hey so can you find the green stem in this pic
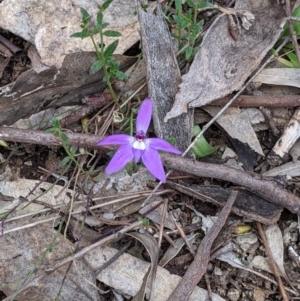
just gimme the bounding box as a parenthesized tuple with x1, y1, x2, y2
(178, 26, 182, 49)
(91, 33, 118, 106)
(193, 6, 198, 26)
(61, 142, 87, 175)
(130, 109, 134, 136)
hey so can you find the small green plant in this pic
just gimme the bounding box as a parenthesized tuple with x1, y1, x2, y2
(138, 217, 150, 226)
(169, 0, 213, 60)
(273, 5, 300, 68)
(192, 125, 218, 158)
(71, 0, 127, 105)
(46, 118, 85, 174)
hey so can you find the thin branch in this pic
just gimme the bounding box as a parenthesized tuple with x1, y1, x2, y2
(210, 94, 300, 107)
(0, 34, 22, 54)
(161, 153, 300, 214)
(171, 212, 196, 257)
(256, 223, 289, 301)
(45, 220, 143, 273)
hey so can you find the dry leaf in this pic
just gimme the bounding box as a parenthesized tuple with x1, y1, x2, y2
(139, 199, 176, 230)
(264, 224, 291, 284)
(204, 106, 264, 156)
(0, 179, 79, 218)
(263, 160, 300, 177)
(159, 234, 198, 267)
(253, 68, 300, 88)
(126, 232, 159, 301)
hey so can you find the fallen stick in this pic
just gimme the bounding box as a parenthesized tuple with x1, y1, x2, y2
(0, 127, 101, 148)
(0, 34, 22, 54)
(1, 127, 300, 214)
(166, 191, 238, 301)
(211, 94, 300, 108)
(161, 153, 300, 214)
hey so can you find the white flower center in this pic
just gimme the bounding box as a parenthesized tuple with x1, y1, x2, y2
(133, 140, 146, 150)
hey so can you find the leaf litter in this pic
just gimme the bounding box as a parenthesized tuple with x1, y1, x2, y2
(1, 0, 300, 300)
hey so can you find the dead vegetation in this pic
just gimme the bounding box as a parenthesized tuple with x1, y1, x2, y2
(1, 0, 300, 301)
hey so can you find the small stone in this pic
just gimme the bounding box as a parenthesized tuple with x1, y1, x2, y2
(227, 288, 240, 301)
(213, 266, 222, 276)
(222, 147, 237, 160)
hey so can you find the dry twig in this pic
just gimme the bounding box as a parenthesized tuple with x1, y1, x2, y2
(210, 94, 300, 107)
(1, 127, 300, 214)
(162, 153, 300, 214)
(256, 222, 290, 301)
(171, 212, 196, 257)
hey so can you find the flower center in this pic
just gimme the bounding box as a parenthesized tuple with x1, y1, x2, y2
(133, 130, 146, 150)
(135, 130, 145, 142)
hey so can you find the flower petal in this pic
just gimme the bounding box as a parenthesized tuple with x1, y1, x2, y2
(97, 134, 132, 146)
(147, 138, 182, 154)
(133, 148, 144, 163)
(142, 148, 166, 183)
(136, 98, 153, 133)
(105, 144, 134, 174)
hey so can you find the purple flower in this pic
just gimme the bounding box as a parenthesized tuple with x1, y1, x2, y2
(97, 98, 182, 182)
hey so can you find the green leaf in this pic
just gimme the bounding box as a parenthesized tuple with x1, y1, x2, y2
(138, 217, 149, 226)
(192, 125, 217, 158)
(114, 70, 128, 80)
(285, 52, 300, 67)
(50, 118, 60, 129)
(282, 5, 300, 36)
(283, 43, 295, 50)
(80, 7, 91, 25)
(173, 15, 189, 28)
(185, 45, 193, 60)
(96, 12, 103, 26)
(198, 2, 214, 9)
(104, 40, 119, 58)
(103, 30, 122, 37)
(166, 137, 176, 145)
(90, 60, 104, 73)
(103, 73, 111, 82)
(70, 31, 90, 39)
(186, 0, 196, 9)
(125, 161, 135, 176)
(60, 156, 71, 166)
(60, 133, 70, 144)
(70, 146, 78, 155)
(102, 0, 113, 10)
(277, 56, 296, 68)
(0, 140, 8, 147)
(101, 22, 109, 29)
(175, 0, 182, 15)
(141, 4, 150, 10)
(45, 128, 57, 135)
(107, 151, 115, 158)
